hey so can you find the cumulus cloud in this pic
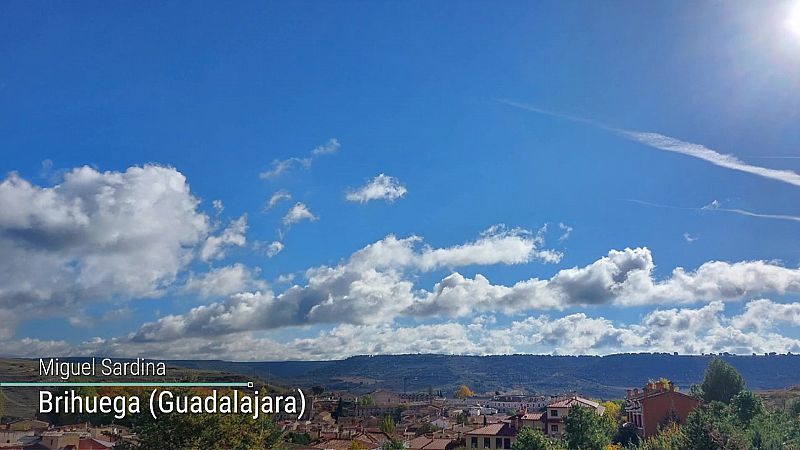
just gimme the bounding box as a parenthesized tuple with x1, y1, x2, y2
(264, 190, 292, 211)
(130, 226, 558, 341)
(200, 215, 248, 261)
(130, 234, 800, 343)
(410, 247, 800, 316)
(266, 241, 284, 258)
(346, 174, 407, 203)
(183, 264, 267, 298)
(282, 203, 318, 226)
(0, 165, 209, 328)
(15, 298, 800, 360)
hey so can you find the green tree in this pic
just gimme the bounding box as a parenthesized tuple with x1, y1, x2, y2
(381, 439, 406, 450)
(358, 395, 375, 406)
(750, 411, 800, 450)
(333, 398, 345, 420)
(683, 402, 747, 450)
(512, 426, 565, 450)
(635, 423, 686, 450)
(699, 358, 746, 404)
(381, 415, 396, 434)
(730, 390, 762, 425)
(564, 405, 613, 450)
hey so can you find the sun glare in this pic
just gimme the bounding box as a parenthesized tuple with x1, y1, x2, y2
(787, 1, 800, 39)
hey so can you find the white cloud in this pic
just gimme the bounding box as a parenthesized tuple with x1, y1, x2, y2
(129, 235, 800, 343)
(346, 174, 407, 203)
(410, 247, 800, 316)
(183, 264, 267, 298)
(212, 200, 224, 215)
(259, 157, 311, 180)
(311, 138, 341, 156)
(259, 138, 340, 180)
(282, 203, 318, 226)
(266, 241, 284, 258)
(0, 165, 209, 329)
(264, 190, 292, 211)
(200, 215, 248, 261)
(130, 226, 559, 341)
(558, 223, 573, 242)
(731, 299, 800, 331)
(20, 298, 800, 360)
(683, 233, 698, 242)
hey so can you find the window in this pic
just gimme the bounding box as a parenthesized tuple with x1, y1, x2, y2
(504, 438, 511, 449)
(496, 438, 502, 449)
(550, 409, 558, 417)
(471, 437, 478, 448)
(484, 438, 490, 448)
(550, 424, 558, 433)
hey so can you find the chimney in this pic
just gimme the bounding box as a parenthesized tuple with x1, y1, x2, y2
(669, 382, 675, 391)
(626, 389, 632, 398)
(633, 388, 639, 396)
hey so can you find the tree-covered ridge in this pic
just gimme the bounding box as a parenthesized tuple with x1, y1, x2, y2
(179, 354, 800, 398)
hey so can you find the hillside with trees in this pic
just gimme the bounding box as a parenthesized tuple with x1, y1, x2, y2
(177, 354, 800, 398)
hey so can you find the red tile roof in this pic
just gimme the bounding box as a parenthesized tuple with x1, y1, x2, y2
(466, 423, 517, 437)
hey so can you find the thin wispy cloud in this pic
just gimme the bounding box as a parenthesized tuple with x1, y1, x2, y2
(498, 99, 800, 188)
(558, 223, 573, 242)
(311, 138, 341, 156)
(265, 189, 292, 211)
(260, 138, 340, 180)
(683, 233, 698, 243)
(626, 198, 800, 223)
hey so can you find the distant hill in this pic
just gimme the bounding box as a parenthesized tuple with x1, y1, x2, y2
(171, 353, 800, 400)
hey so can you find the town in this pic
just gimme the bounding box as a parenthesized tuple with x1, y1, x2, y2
(1, 358, 795, 449)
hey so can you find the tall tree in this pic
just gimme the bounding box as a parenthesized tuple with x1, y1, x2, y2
(381, 415, 396, 434)
(563, 405, 613, 450)
(699, 358, 746, 404)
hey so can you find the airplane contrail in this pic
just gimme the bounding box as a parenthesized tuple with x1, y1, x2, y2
(625, 199, 800, 223)
(498, 99, 800, 188)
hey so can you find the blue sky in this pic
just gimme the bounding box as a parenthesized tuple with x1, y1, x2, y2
(2, 1, 800, 360)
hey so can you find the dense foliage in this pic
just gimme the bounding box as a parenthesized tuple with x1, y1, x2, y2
(512, 426, 566, 450)
(631, 360, 800, 450)
(698, 358, 747, 404)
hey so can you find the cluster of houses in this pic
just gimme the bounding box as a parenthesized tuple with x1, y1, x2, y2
(0, 420, 129, 449)
(0, 381, 700, 449)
